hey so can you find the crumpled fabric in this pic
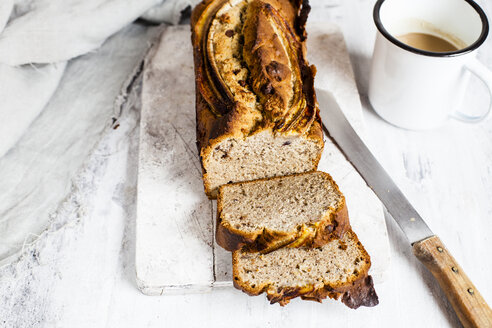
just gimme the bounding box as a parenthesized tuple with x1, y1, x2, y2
(0, 0, 198, 158)
(0, 23, 161, 262)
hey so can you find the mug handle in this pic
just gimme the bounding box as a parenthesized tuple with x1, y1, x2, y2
(451, 58, 492, 123)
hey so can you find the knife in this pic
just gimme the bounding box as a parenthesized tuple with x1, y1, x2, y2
(316, 89, 492, 328)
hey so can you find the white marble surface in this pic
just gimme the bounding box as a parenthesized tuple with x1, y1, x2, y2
(1, 0, 492, 327)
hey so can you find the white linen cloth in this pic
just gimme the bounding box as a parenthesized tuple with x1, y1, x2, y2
(0, 24, 161, 262)
(0, 0, 197, 158)
(0, 0, 197, 261)
(0, 63, 66, 159)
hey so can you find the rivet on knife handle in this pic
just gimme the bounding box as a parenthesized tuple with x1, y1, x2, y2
(413, 235, 492, 328)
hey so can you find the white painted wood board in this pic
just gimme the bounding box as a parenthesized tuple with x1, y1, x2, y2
(136, 23, 390, 295)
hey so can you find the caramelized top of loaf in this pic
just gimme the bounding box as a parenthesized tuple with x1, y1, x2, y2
(191, 0, 318, 145)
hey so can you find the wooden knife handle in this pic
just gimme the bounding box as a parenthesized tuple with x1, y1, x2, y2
(413, 235, 492, 328)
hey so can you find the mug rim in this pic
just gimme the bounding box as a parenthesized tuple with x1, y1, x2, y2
(373, 0, 489, 57)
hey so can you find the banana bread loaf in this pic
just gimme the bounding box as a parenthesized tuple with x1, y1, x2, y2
(233, 229, 379, 308)
(191, 0, 324, 198)
(216, 171, 350, 252)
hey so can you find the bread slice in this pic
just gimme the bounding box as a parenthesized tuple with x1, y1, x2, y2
(232, 229, 379, 308)
(191, 0, 324, 198)
(216, 171, 350, 252)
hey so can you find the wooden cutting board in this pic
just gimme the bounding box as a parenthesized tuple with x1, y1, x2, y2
(136, 23, 390, 295)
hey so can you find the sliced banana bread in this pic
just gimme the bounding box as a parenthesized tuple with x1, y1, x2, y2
(232, 229, 379, 308)
(216, 171, 350, 252)
(191, 0, 324, 198)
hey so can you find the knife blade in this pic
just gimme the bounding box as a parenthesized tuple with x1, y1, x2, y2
(316, 88, 492, 328)
(316, 89, 432, 244)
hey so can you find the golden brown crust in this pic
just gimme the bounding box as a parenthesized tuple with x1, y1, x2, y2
(216, 171, 350, 252)
(232, 230, 379, 308)
(191, 0, 324, 198)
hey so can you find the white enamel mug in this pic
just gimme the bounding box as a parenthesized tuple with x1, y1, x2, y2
(368, 0, 492, 130)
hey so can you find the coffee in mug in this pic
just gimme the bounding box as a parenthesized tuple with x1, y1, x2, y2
(369, 0, 492, 130)
(397, 33, 459, 52)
